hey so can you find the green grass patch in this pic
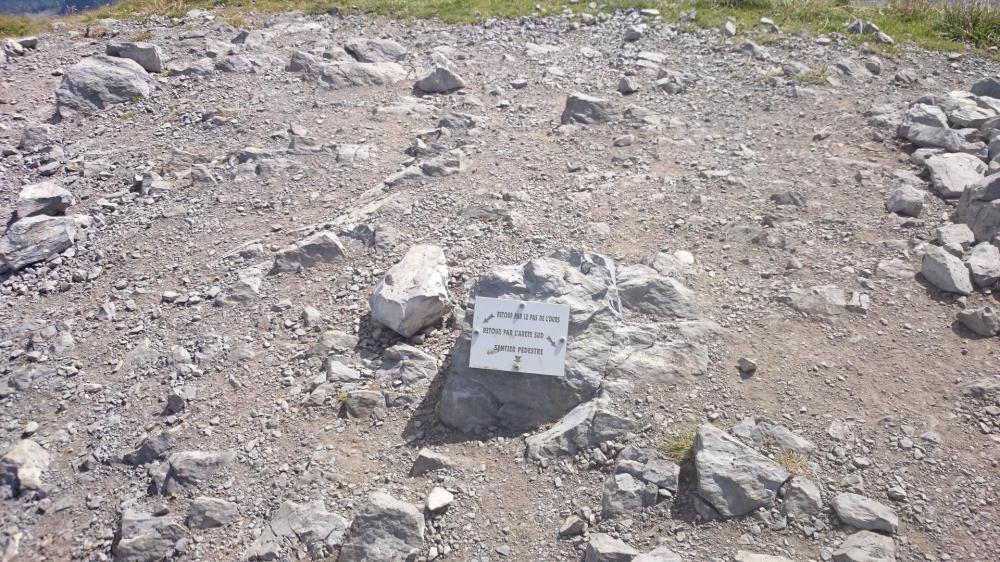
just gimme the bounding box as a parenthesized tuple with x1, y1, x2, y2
(1, 0, 997, 57)
(659, 430, 696, 465)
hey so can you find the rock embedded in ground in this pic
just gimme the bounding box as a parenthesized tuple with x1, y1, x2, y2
(782, 476, 823, 519)
(271, 231, 346, 273)
(410, 448, 452, 476)
(925, 153, 988, 199)
(735, 553, 798, 562)
(525, 399, 636, 459)
(601, 472, 657, 517)
(369, 244, 451, 337)
(967, 242, 1000, 288)
(832, 530, 897, 562)
(633, 546, 684, 562)
(113, 510, 187, 562)
(414, 59, 465, 93)
(561, 92, 619, 124)
(153, 450, 237, 495)
(957, 172, 1000, 243)
(693, 423, 789, 519)
(440, 250, 715, 433)
(782, 285, 869, 315)
(55, 55, 155, 116)
(831, 492, 899, 534)
(344, 37, 406, 63)
(957, 306, 1000, 336)
(186, 497, 238, 529)
(268, 500, 349, 559)
(426, 486, 453, 513)
(338, 491, 424, 562)
(921, 246, 974, 295)
(0, 439, 50, 496)
(584, 533, 639, 562)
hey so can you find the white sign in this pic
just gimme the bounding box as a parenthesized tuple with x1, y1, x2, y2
(469, 297, 570, 377)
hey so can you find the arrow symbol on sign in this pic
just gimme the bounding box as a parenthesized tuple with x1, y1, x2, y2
(482, 313, 495, 324)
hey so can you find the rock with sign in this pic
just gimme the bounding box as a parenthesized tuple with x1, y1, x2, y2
(439, 249, 717, 433)
(469, 297, 570, 377)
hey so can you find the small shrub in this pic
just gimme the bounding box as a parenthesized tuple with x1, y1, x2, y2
(132, 30, 153, 41)
(775, 450, 812, 477)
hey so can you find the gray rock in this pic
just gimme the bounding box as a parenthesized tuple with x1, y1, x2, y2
(426, 486, 453, 513)
(832, 530, 897, 562)
(617, 264, 699, 319)
(618, 77, 639, 95)
(602, 472, 657, 517)
(155, 450, 236, 495)
(186, 497, 237, 529)
(735, 553, 797, 562)
(957, 172, 1000, 243)
(693, 423, 789, 518)
(782, 477, 823, 519)
(921, 246, 974, 295)
(106, 42, 165, 73)
(783, 286, 869, 315)
(584, 533, 639, 562)
(339, 492, 424, 562)
(344, 38, 407, 63)
(229, 262, 268, 302)
(741, 419, 815, 455)
(312, 329, 359, 356)
(898, 104, 986, 156)
(925, 153, 988, 199)
(561, 92, 619, 125)
(376, 344, 438, 385)
(18, 124, 53, 152)
(967, 242, 1000, 288)
(526, 399, 636, 459)
(55, 55, 154, 116)
(166, 57, 215, 77)
(323, 357, 361, 383)
(957, 306, 1000, 336)
(936, 223, 975, 248)
(0, 215, 81, 273)
(633, 546, 683, 562)
(410, 448, 452, 476)
(269, 500, 348, 559)
(831, 492, 899, 534)
(439, 111, 480, 129)
(113, 510, 187, 562)
(559, 515, 586, 537)
(271, 231, 346, 273)
(16, 181, 74, 219)
(439, 250, 714, 433)
(369, 244, 451, 337)
(125, 431, 175, 465)
(342, 390, 386, 418)
(415, 64, 465, 93)
(971, 76, 1000, 100)
(885, 185, 924, 217)
(0, 439, 50, 496)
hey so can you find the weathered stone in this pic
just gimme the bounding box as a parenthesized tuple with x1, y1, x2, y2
(106, 42, 165, 73)
(740, 419, 815, 455)
(113, 510, 187, 562)
(602, 472, 657, 517)
(55, 55, 154, 116)
(0, 215, 80, 273)
(957, 306, 1000, 336)
(783, 286, 869, 315)
(957, 172, 1000, 243)
(633, 547, 683, 562)
(921, 246, 974, 295)
(440, 250, 714, 433)
(0, 439, 50, 496)
(693, 423, 789, 518)
(832, 530, 896, 562)
(155, 450, 237, 495)
(526, 399, 636, 459)
(925, 153, 988, 199)
(736, 553, 797, 562)
(269, 500, 348, 559)
(344, 38, 406, 63)
(369, 244, 451, 337)
(782, 477, 823, 519)
(967, 242, 1000, 288)
(271, 231, 346, 273)
(16, 181, 74, 219)
(426, 487, 453, 513)
(898, 104, 986, 156)
(186, 497, 238, 529)
(415, 64, 465, 93)
(885, 185, 924, 217)
(339, 492, 424, 562)
(584, 533, 639, 562)
(410, 448, 452, 476)
(376, 344, 438, 384)
(342, 390, 386, 419)
(936, 223, 975, 248)
(831, 493, 899, 534)
(562, 92, 619, 125)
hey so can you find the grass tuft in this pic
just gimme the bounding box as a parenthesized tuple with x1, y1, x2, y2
(775, 450, 812, 477)
(659, 430, 696, 465)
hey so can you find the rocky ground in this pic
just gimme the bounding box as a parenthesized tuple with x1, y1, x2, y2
(1, 5, 999, 562)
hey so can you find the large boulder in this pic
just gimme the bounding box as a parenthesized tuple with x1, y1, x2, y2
(0, 215, 81, 273)
(16, 180, 74, 219)
(693, 423, 789, 518)
(55, 55, 155, 116)
(831, 493, 899, 534)
(339, 491, 424, 562)
(439, 250, 714, 433)
(957, 172, 1000, 243)
(369, 244, 451, 337)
